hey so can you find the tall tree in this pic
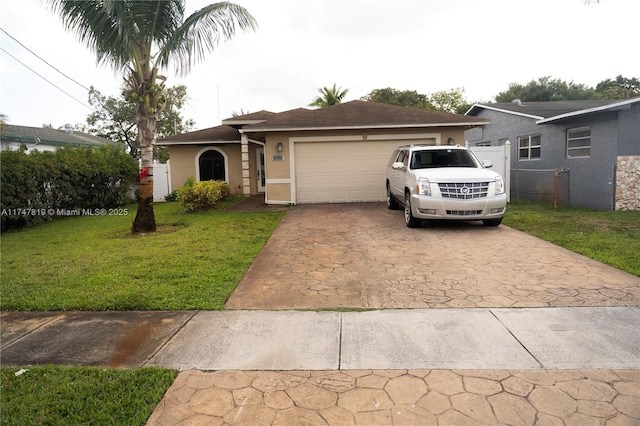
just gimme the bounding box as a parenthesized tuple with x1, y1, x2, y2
(428, 88, 472, 114)
(595, 75, 640, 99)
(361, 87, 430, 109)
(309, 84, 349, 108)
(47, 0, 257, 233)
(361, 87, 471, 114)
(86, 85, 195, 162)
(495, 76, 599, 102)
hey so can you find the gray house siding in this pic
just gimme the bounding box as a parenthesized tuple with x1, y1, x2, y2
(618, 102, 640, 156)
(465, 109, 622, 210)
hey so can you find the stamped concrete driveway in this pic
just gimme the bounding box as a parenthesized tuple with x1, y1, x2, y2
(225, 203, 640, 310)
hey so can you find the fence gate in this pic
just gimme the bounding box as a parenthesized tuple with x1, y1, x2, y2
(153, 161, 172, 202)
(469, 142, 511, 202)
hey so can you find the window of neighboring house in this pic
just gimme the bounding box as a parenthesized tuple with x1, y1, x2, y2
(517, 135, 541, 160)
(476, 141, 491, 146)
(567, 126, 591, 158)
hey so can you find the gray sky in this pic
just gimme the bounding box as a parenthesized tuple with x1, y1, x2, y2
(1, 0, 638, 130)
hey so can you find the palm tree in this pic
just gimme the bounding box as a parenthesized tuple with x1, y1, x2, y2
(47, 0, 257, 233)
(309, 84, 349, 108)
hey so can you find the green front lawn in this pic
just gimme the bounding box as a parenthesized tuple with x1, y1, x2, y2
(0, 200, 285, 311)
(503, 198, 640, 276)
(0, 366, 177, 425)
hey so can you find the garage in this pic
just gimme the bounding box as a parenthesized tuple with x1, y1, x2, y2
(294, 138, 435, 203)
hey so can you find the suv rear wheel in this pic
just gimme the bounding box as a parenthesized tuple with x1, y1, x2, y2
(404, 192, 421, 228)
(386, 183, 399, 210)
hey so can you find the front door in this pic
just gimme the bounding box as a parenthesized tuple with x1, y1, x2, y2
(256, 148, 266, 192)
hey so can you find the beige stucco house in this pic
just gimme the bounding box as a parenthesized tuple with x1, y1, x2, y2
(159, 100, 489, 205)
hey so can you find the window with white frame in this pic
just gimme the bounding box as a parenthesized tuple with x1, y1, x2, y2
(476, 141, 491, 146)
(518, 135, 541, 160)
(567, 126, 591, 158)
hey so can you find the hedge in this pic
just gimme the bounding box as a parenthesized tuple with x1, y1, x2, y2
(1, 145, 138, 230)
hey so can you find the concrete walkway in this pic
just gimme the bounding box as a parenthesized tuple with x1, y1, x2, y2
(2, 307, 639, 424)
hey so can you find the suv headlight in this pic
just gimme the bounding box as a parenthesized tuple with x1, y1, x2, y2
(417, 177, 431, 196)
(495, 176, 505, 195)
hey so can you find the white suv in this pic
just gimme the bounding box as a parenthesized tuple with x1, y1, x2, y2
(386, 145, 507, 227)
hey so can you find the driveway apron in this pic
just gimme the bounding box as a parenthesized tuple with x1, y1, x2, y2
(225, 203, 640, 310)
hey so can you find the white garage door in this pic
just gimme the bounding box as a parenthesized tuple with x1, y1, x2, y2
(295, 139, 431, 203)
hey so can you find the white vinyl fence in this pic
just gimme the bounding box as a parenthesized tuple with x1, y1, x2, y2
(469, 142, 511, 202)
(153, 161, 172, 202)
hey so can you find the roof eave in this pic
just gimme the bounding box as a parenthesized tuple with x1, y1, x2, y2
(220, 119, 268, 126)
(466, 104, 544, 120)
(158, 139, 241, 146)
(536, 97, 640, 124)
(240, 122, 489, 133)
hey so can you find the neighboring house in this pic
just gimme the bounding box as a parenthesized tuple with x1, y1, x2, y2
(1, 124, 115, 152)
(159, 100, 489, 205)
(465, 98, 640, 211)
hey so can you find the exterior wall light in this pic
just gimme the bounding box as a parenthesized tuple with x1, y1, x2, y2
(277, 142, 283, 152)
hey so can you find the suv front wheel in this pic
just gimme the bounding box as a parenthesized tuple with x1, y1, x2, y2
(404, 192, 421, 228)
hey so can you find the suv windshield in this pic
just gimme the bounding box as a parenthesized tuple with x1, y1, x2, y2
(411, 149, 478, 169)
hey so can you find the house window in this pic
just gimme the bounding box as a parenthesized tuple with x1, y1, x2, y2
(199, 150, 225, 181)
(476, 141, 491, 147)
(518, 135, 541, 160)
(567, 126, 591, 158)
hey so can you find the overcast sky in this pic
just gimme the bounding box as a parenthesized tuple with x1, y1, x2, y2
(1, 0, 638, 130)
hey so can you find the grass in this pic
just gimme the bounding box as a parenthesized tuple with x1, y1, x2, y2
(0, 198, 285, 311)
(503, 198, 640, 276)
(0, 366, 177, 425)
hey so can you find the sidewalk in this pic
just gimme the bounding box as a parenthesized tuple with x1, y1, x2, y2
(2, 307, 639, 424)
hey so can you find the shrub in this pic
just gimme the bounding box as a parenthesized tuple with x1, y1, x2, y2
(176, 178, 230, 212)
(0, 145, 138, 231)
(164, 190, 178, 202)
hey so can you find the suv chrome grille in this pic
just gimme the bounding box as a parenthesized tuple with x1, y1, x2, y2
(439, 182, 489, 199)
(447, 210, 483, 216)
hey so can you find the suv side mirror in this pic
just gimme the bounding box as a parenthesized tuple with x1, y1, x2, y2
(392, 161, 406, 170)
(482, 160, 493, 168)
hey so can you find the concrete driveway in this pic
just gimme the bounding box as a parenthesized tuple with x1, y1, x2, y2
(225, 203, 640, 310)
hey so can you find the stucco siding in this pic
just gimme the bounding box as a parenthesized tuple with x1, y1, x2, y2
(167, 144, 249, 194)
(617, 102, 640, 156)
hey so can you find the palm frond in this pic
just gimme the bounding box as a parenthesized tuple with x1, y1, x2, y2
(158, 2, 257, 76)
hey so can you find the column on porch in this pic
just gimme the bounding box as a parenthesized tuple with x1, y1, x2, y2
(241, 134, 251, 195)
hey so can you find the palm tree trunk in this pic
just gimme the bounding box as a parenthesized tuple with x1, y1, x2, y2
(132, 112, 157, 233)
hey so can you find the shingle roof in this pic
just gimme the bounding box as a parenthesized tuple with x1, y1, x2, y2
(158, 101, 489, 144)
(466, 98, 639, 121)
(158, 125, 240, 144)
(1, 124, 115, 147)
(243, 100, 488, 131)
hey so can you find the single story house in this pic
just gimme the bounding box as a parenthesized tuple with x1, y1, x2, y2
(159, 100, 489, 205)
(464, 97, 640, 211)
(1, 124, 115, 152)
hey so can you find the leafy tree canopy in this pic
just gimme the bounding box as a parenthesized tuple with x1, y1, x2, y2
(361, 87, 471, 114)
(495, 75, 639, 102)
(86, 85, 195, 162)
